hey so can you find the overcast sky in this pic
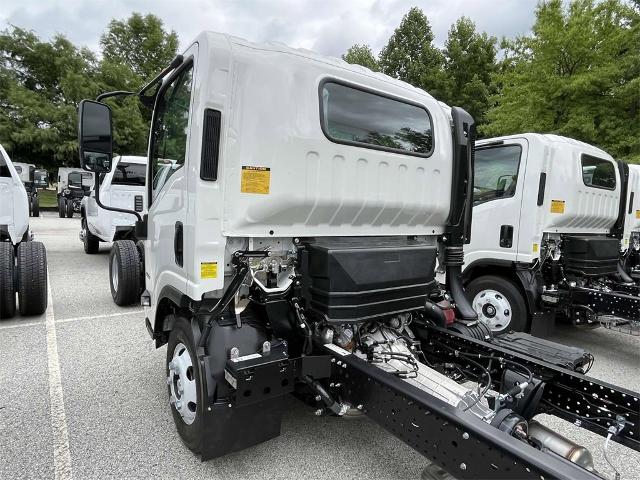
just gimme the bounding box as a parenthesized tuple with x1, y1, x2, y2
(1, 0, 539, 57)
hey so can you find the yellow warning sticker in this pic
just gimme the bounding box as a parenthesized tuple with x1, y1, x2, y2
(200, 262, 218, 279)
(636, 210, 640, 219)
(240, 166, 270, 194)
(533, 243, 539, 253)
(550, 199, 565, 214)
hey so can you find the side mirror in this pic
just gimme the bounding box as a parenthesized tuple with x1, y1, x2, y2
(78, 100, 113, 174)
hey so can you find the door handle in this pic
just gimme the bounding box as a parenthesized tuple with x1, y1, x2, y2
(174, 221, 183, 267)
(499, 225, 514, 248)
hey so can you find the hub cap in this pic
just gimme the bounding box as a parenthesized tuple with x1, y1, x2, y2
(472, 289, 512, 332)
(168, 343, 197, 425)
(111, 255, 119, 292)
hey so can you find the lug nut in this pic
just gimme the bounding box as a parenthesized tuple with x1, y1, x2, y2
(315, 409, 323, 416)
(315, 395, 322, 402)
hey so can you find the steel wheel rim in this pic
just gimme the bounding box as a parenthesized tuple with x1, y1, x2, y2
(472, 289, 512, 332)
(168, 342, 198, 425)
(111, 255, 119, 292)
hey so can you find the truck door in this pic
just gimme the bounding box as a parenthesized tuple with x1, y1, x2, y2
(146, 54, 196, 301)
(468, 139, 528, 266)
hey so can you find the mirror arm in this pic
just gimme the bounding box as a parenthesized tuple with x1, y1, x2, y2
(95, 91, 137, 102)
(92, 178, 142, 222)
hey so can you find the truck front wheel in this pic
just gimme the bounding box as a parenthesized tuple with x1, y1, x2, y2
(66, 199, 74, 218)
(17, 241, 48, 316)
(0, 242, 16, 319)
(109, 240, 140, 306)
(31, 196, 40, 217)
(58, 198, 66, 218)
(466, 275, 528, 333)
(167, 316, 203, 453)
(81, 217, 99, 254)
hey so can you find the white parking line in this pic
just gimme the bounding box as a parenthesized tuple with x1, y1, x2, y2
(0, 320, 45, 330)
(56, 310, 144, 324)
(45, 271, 73, 480)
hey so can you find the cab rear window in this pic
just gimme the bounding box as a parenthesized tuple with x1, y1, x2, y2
(581, 155, 616, 190)
(320, 81, 433, 156)
(112, 162, 146, 186)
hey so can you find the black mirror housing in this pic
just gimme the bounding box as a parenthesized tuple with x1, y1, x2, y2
(78, 100, 113, 174)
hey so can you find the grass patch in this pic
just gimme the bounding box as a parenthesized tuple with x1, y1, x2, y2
(38, 188, 58, 208)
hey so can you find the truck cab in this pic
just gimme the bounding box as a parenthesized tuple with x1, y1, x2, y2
(463, 134, 638, 334)
(80, 155, 146, 254)
(622, 163, 640, 281)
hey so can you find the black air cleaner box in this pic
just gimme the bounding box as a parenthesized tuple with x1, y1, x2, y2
(562, 235, 619, 277)
(299, 237, 436, 324)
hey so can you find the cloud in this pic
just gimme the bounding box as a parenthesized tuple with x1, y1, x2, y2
(0, 0, 539, 58)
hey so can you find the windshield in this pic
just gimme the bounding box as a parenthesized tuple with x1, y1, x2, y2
(112, 162, 146, 186)
(68, 172, 93, 188)
(473, 145, 522, 204)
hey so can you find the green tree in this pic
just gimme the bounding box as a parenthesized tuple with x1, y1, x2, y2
(0, 27, 101, 168)
(100, 13, 179, 81)
(378, 7, 446, 97)
(442, 17, 497, 128)
(342, 44, 379, 71)
(485, 0, 640, 162)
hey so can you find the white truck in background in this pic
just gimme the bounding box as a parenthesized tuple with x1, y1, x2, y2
(461, 134, 638, 335)
(13, 162, 41, 217)
(80, 155, 146, 253)
(0, 144, 48, 319)
(622, 163, 640, 282)
(57, 168, 94, 218)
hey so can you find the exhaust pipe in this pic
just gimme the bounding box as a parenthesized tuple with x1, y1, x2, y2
(528, 421, 595, 472)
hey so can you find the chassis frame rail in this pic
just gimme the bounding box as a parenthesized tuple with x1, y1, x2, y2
(569, 286, 640, 321)
(419, 325, 640, 452)
(329, 346, 600, 480)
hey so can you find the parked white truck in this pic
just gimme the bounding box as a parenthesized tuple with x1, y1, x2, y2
(622, 163, 640, 282)
(76, 33, 639, 478)
(462, 134, 638, 335)
(13, 162, 41, 217)
(0, 144, 48, 319)
(79, 155, 146, 254)
(57, 167, 93, 218)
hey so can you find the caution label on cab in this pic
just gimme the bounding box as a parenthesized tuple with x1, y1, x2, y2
(240, 166, 270, 194)
(200, 262, 218, 279)
(636, 210, 640, 219)
(550, 199, 565, 214)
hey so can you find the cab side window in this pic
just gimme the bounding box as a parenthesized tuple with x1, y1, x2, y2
(581, 155, 616, 190)
(150, 64, 194, 202)
(473, 145, 522, 205)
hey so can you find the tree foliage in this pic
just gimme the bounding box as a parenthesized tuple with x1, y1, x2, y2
(485, 0, 640, 162)
(342, 44, 379, 71)
(0, 13, 177, 169)
(378, 7, 446, 98)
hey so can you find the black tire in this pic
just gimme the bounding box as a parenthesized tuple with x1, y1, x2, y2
(58, 198, 66, 218)
(465, 275, 528, 333)
(0, 242, 16, 319)
(17, 241, 48, 316)
(109, 240, 140, 306)
(66, 199, 74, 218)
(31, 196, 40, 217)
(82, 217, 99, 254)
(167, 316, 203, 453)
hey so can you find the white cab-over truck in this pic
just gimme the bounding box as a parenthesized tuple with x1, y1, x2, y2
(13, 162, 41, 217)
(0, 144, 48, 319)
(462, 134, 638, 335)
(79, 155, 146, 253)
(76, 32, 639, 478)
(622, 163, 640, 282)
(57, 168, 93, 218)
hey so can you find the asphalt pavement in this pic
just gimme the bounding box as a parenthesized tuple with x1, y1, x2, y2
(0, 212, 638, 479)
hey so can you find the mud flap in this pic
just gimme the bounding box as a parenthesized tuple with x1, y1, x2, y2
(199, 398, 284, 460)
